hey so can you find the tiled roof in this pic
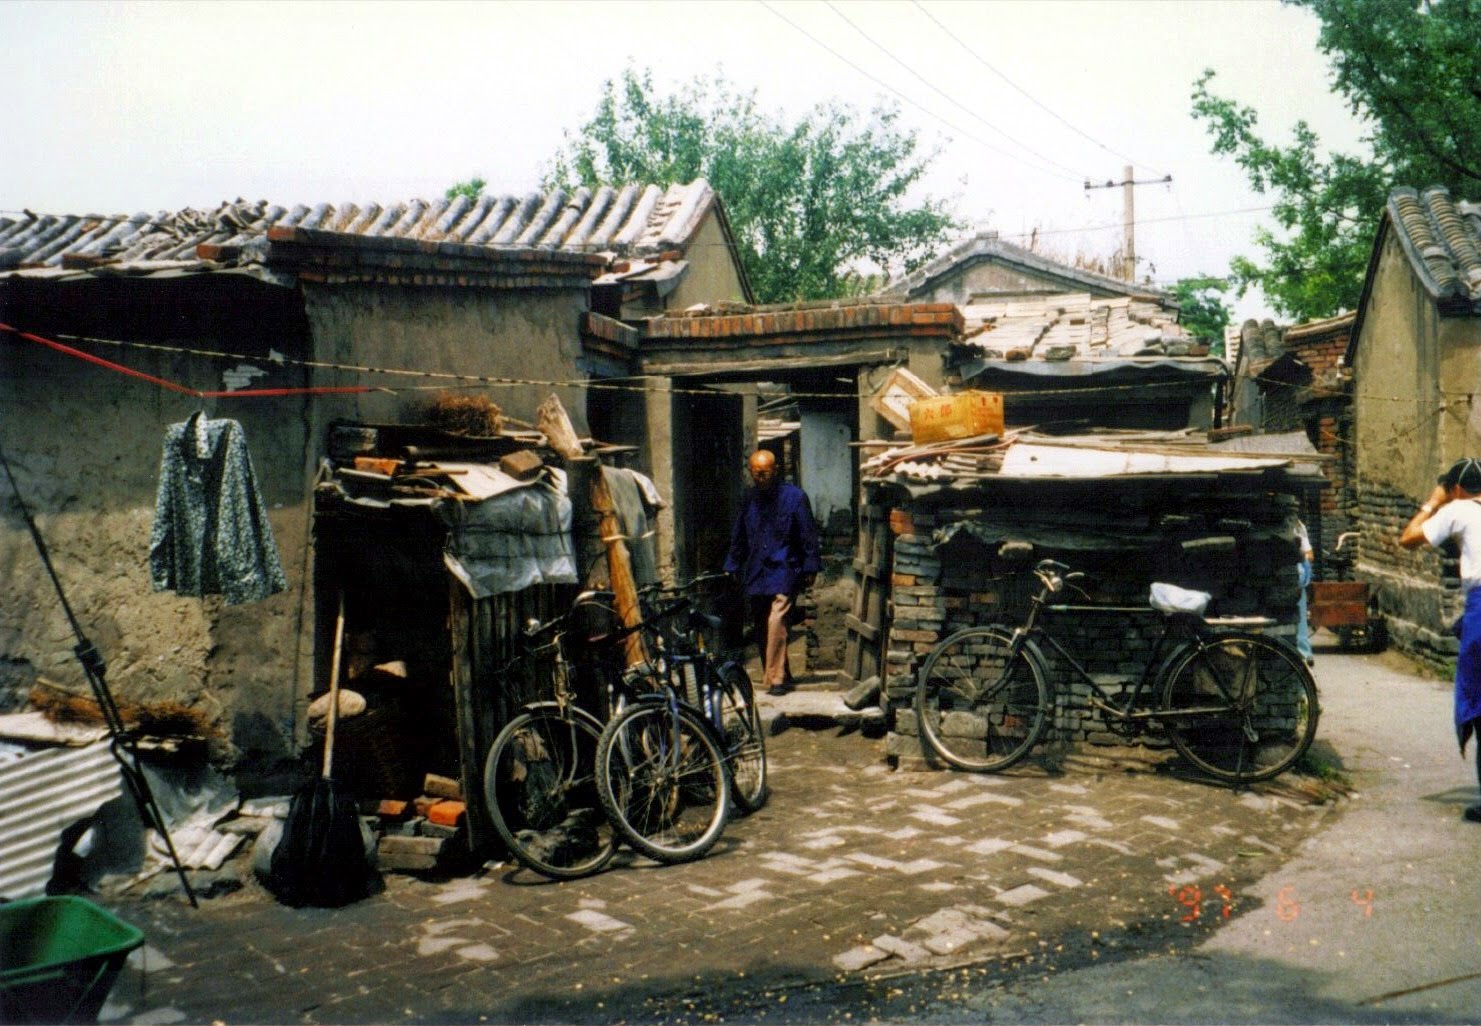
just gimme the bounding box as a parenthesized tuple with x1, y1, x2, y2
(1281, 311, 1355, 344)
(957, 293, 1199, 362)
(1384, 186, 1481, 308)
(0, 181, 718, 272)
(880, 230, 1169, 303)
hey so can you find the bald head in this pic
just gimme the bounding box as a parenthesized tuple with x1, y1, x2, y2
(748, 450, 778, 491)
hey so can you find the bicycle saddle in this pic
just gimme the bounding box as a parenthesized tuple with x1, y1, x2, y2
(1149, 582, 1211, 616)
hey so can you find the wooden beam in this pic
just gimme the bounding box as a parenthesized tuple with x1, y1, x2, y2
(642, 348, 907, 379)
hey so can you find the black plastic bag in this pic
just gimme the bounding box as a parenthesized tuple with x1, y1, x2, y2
(265, 777, 380, 908)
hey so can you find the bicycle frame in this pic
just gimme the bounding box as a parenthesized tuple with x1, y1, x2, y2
(1003, 570, 1265, 728)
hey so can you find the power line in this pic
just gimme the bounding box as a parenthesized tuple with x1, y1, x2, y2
(755, 0, 1083, 184)
(961, 204, 1276, 245)
(822, 0, 1087, 181)
(910, 0, 1167, 179)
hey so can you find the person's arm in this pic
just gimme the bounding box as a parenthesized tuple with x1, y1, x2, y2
(1400, 483, 1452, 549)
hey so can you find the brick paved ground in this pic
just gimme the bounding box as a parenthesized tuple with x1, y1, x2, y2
(94, 690, 1335, 1025)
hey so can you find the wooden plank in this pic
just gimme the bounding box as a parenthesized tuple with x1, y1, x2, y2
(852, 559, 881, 579)
(641, 347, 907, 378)
(845, 614, 880, 642)
(447, 582, 488, 851)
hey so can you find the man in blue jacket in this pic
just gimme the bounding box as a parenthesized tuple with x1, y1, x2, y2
(725, 449, 822, 696)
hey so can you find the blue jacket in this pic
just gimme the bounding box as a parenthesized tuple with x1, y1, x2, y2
(724, 482, 822, 596)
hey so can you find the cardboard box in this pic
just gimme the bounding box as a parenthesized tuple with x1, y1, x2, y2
(870, 367, 938, 432)
(908, 391, 1004, 443)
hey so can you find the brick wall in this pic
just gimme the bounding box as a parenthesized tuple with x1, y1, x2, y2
(1354, 480, 1464, 674)
(1310, 395, 1357, 580)
(874, 486, 1304, 765)
(1284, 322, 1356, 581)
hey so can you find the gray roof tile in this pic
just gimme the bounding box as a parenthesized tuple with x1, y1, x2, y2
(0, 180, 717, 272)
(880, 230, 1169, 303)
(1386, 186, 1481, 306)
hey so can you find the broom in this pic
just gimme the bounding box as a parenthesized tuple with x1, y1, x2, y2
(266, 592, 380, 907)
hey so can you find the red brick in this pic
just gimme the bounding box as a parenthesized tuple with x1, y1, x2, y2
(428, 800, 466, 828)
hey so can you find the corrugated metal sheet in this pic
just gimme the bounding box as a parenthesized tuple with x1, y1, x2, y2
(0, 741, 124, 899)
(1000, 442, 1291, 478)
(0, 180, 716, 272)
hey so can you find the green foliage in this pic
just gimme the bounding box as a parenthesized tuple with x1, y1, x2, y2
(1173, 275, 1232, 351)
(445, 177, 486, 203)
(1191, 0, 1481, 322)
(546, 67, 960, 303)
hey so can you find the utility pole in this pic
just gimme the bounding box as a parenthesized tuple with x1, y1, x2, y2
(1084, 166, 1173, 283)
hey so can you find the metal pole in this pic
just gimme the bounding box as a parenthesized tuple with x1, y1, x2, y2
(1123, 165, 1136, 282)
(0, 444, 198, 907)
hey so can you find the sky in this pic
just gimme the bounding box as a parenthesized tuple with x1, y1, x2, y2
(2, 0, 1370, 322)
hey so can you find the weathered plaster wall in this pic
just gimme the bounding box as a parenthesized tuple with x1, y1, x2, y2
(799, 408, 853, 526)
(1352, 233, 1481, 669)
(1353, 235, 1448, 492)
(914, 261, 1111, 305)
(299, 284, 591, 434)
(667, 212, 747, 311)
(1, 276, 599, 786)
(0, 276, 313, 782)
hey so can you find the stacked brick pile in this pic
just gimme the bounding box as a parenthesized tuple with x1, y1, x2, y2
(873, 485, 1306, 766)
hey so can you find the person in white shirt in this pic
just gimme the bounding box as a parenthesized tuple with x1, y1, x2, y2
(1400, 457, 1481, 823)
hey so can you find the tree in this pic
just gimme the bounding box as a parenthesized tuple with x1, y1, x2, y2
(1173, 275, 1232, 353)
(1191, 0, 1481, 322)
(546, 67, 960, 303)
(445, 177, 486, 203)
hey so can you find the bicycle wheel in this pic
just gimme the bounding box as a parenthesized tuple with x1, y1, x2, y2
(596, 699, 730, 863)
(915, 625, 1050, 772)
(1160, 632, 1319, 784)
(716, 664, 768, 814)
(483, 707, 618, 880)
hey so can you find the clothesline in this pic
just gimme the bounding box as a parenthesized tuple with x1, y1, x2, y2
(0, 321, 373, 399)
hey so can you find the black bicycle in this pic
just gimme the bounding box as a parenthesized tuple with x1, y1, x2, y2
(915, 559, 1319, 785)
(644, 573, 768, 814)
(595, 574, 766, 863)
(482, 594, 625, 880)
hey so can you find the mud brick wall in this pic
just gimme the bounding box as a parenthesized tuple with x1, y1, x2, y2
(878, 485, 1305, 765)
(1354, 480, 1463, 674)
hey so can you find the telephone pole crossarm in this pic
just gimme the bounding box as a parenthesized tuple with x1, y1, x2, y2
(1084, 167, 1173, 283)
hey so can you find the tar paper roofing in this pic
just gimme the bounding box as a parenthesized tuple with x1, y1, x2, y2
(0, 180, 722, 277)
(862, 428, 1324, 495)
(880, 230, 1170, 303)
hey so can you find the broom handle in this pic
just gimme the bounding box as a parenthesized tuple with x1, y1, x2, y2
(323, 592, 346, 779)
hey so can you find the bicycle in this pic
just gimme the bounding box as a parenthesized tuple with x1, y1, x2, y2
(641, 572, 768, 814)
(914, 558, 1320, 785)
(594, 574, 763, 863)
(481, 593, 626, 880)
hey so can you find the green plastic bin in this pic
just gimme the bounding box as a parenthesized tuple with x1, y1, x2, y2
(0, 895, 145, 1024)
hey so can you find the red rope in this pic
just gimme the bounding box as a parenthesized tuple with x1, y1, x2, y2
(0, 322, 371, 398)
